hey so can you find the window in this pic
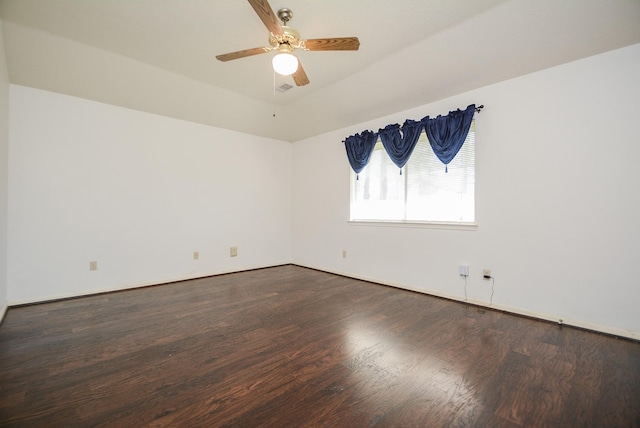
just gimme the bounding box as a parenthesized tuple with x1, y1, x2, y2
(350, 121, 475, 223)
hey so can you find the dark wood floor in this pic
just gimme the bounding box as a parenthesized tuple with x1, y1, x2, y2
(0, 265, 639, 427)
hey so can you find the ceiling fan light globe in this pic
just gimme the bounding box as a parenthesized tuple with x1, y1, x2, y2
(272, 53, 298, 76)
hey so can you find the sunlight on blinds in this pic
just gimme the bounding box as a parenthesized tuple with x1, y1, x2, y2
(351, 122, 475, 223)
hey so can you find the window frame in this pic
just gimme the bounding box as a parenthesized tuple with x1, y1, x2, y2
(348, 123, 477, 231)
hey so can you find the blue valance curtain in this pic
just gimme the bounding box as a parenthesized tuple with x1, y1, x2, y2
(343, 130, 378, 179)
(422, 104, 476, 172)
(343, 104, 480, 175)
(377, 119, 423, 174)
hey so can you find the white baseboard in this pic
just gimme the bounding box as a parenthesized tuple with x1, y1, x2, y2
(293, 262, 639, 342)
(0, 302, 7, 325)
(7, 263, 288, 307)
(7, 262, 638, 342)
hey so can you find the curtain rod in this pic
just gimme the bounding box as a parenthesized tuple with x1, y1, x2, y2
(343, 104, 484, 143)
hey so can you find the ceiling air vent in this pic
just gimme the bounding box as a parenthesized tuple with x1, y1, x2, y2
(275, 83, 293, 93)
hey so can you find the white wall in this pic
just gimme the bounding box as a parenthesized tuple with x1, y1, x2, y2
(0, 19, 9, 321)
(292, 43, 640, 340)
(3, 21, 293, 142)
(8, 85, 292, 304)
(5, 42, 640, 339)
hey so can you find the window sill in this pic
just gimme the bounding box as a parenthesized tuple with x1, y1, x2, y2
(348, 220, 478, 231)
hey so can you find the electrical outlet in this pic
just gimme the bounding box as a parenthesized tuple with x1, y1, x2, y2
(459, 265, 469, 276)
(342, 250, 347, 258)
(483, 269, 492, 279)
(193, 251, 199, 260)
(230, 246, 238, 257)
(89, 261, 98, 271)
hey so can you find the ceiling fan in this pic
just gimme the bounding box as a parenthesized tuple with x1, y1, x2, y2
(215, 0, 360, 86)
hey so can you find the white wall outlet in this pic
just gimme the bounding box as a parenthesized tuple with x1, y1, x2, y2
(459, 265, 469, 276)
(483, 269, 492, 279)
(89, 260, 98, 271)
(230, 246, 238, 257)
(342, 250, 347, 258)
(193, 251, 199, 260)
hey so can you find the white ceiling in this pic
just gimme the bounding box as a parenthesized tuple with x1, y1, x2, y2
(1, 0, 640, 142)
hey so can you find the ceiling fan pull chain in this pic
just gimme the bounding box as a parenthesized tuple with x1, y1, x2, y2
(272, 69, 277, 118)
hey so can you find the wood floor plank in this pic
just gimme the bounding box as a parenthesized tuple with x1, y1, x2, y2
(1, 265, 639, 427)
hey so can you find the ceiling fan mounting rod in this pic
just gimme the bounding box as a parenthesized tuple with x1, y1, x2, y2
(277, 8, 293, 25)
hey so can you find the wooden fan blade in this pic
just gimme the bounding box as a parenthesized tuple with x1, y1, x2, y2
(292, 61, 310, 86)
(303, 37, 360, 51)
(216, 47, 270, 62)
(247, 0, 283, 35)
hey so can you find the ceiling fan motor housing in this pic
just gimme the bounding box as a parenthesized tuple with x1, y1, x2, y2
(269, 26, 301, 49)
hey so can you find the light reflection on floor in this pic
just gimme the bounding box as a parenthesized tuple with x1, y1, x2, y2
(342, 319, 480, 418)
